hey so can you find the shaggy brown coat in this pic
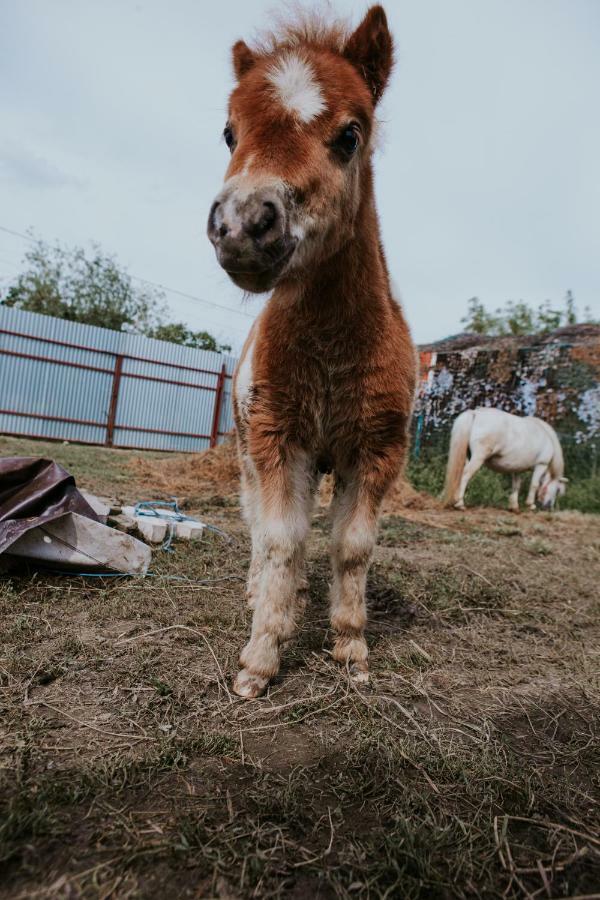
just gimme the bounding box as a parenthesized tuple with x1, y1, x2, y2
(210, 7, 416, 697)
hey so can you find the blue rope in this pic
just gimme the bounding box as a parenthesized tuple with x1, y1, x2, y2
(133, 498, 194, 523)
(132, 498, 232, 551)
(35, 571, 243, 582)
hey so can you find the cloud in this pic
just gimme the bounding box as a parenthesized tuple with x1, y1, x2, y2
(0, 142, 85, 190)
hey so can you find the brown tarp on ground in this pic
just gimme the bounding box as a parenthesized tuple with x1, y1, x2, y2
(0, 457, 99, 555)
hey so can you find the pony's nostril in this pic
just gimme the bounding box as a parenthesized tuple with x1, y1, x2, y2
(261, 202, 277, 229)
(246, 201, 278, 240)
(208, 201, 222, 238)
(219, 223, 229, 238)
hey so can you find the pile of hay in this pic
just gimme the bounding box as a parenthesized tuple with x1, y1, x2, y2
(130, 438, 240, 497)
(131, 440, 436, 512)
(317, 473, 433, 511)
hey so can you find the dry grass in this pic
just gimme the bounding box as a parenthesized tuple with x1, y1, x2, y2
(128, 438, 435, 516)
(129, 437, 240, 501)
(1, 435, 599, 899)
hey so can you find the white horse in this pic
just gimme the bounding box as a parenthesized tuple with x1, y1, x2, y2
(442, 408, 567, 511)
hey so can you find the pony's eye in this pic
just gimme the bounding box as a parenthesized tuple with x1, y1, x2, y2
(223, 125, 236, 153)
(334, 124, 360, 158)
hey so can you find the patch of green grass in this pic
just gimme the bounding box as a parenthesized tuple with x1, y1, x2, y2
(561, 473, 600, 513)
(0, 434, 168, 498)
(407, 455, 511, 507)
(0, 732, 239, 870)
(150, 676, 173, 697)
(407, 449, 600, 514)
(376, 560, 509, 622)
(378, 516, 442, 546)
(525, 538, 553, 556)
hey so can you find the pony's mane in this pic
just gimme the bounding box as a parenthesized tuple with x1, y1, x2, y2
(250, 6, 350, 57)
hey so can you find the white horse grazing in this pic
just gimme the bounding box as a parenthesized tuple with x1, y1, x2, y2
(443, 408, 567, 511)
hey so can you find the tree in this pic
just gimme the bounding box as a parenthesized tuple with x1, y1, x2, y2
(503, 301, 535, 335)
(148, 322, 231, 354)
(1, 238, 230, 353)
(461, 292, 596, 336)
(565, 289, 577, 325)
(461, 298, 502, 335)
(2, 239, 165, 333)
(535, 300, 563, 334)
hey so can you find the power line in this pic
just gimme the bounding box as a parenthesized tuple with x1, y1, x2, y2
(0, 225, 34, 243)
(0, 223, 256, 321)
(130, 273, 254, 321)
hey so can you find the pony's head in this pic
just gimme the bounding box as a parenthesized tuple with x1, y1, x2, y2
(537, 472, 568, 510)
(207, 6, 393, 292)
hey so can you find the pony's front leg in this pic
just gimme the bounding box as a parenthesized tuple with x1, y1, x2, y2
(329, 473, 388, 683)
(526, 464, 548, 511)
(233, 452, 313, 699)
(239, 455, 263, 608)
(508, 474, 521, 512)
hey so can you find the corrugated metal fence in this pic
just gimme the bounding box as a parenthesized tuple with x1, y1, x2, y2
(0, 306, 238, 452)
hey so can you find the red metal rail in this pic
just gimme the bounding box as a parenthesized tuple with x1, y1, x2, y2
(0, 327, 233, 378)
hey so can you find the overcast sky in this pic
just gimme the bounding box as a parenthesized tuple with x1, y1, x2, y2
(1, 0, 599, 354)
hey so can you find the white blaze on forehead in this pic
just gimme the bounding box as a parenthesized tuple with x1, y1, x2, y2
(266, 53, 326, 123)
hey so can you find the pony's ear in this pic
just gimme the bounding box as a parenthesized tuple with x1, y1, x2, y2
(232, 40, 256, 80)
(343, 5, 393, 105)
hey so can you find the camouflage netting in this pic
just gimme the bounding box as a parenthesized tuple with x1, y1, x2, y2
(416, 324, 600, 445)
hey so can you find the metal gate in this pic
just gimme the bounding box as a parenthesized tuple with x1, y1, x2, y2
(0, 306, 237, 452)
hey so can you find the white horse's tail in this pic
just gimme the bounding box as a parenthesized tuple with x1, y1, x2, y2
(442, 410, 475, 506)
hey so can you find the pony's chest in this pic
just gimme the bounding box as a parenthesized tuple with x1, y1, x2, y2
(254, 352, 364, 430)
(285, 356, 362, 414)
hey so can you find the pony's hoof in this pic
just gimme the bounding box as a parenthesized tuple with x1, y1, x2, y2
(453, 501, 465, 511)
(527, 504, 536, 512)
(350, 663, 369, 684)
(233, 669, 269, 699)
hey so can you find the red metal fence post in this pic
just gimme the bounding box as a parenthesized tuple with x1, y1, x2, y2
(106, 354, 124, 447)
(210, 363, 227, 448)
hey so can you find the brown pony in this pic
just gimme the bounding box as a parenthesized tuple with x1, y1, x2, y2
(207, 6, 416, 698)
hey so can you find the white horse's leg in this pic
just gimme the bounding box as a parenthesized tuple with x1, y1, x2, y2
(233, 452, 314, 699)
(508, 475, 521, 512)
(526, 464, 547, 511)
(455, 452, 486, 510)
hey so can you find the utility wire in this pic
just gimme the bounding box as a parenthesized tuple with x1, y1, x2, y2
(0, 223, 256, 321)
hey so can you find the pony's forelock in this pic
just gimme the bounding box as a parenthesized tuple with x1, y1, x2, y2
(248, 4, 351, 59)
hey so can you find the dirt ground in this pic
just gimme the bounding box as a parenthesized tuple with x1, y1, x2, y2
(1, 435, 599, 899)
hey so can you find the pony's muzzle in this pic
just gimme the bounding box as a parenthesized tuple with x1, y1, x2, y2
(207, 186, 296, 293)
